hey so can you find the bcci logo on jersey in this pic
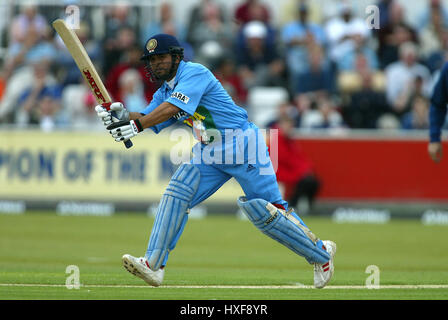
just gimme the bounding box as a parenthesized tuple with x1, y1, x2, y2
(146, 39, 157, 53)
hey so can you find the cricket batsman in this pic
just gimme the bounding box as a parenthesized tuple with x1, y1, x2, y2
(429, 62, 448, 163)
(95, 34, 336, 288)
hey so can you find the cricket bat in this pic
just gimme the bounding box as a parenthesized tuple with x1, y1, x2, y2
(52, 19, 133, 148)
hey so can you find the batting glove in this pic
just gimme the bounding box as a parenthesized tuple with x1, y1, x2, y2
(107, 119, 144, 142)
(95, 102, 129, 127)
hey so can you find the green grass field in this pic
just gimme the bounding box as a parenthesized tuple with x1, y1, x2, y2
(1, 212, 448, 300)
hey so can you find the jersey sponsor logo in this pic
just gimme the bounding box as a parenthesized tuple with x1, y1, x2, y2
(171, 92, 190, 104)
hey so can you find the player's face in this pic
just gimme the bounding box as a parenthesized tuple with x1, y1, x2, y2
(149, 53, 174, 80)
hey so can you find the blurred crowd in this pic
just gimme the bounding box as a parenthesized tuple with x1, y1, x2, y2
(0, 0, 447, 132)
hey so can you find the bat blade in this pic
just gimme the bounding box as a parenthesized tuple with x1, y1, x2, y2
(52, 19, 133, 148)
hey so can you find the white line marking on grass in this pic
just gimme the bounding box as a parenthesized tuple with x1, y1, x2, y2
(1, 284, 448, 289)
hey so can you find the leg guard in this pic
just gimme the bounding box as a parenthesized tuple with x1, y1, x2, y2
(145, 164, 200, 270)
(237, 196, 330, 264)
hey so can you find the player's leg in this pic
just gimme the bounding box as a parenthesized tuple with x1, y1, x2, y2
(123, 162, 230, 286)
(122, 163, 200, 286)
(224, 124, 309, 227)
(145, 162, 230, 270)
(225, 123, 336, 287)
(234, 166, 336, 288)
(144, 163, 201, 270)
(228, 163, 328, 261)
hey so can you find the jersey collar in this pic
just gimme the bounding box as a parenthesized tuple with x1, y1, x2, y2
(163, 60, 186, 90)
(166, 77, 176, 89)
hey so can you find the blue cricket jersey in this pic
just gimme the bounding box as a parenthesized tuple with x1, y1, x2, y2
(429, 62, 448, 142)
(141, 60, 248, 143)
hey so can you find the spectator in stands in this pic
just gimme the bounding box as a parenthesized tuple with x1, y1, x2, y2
(337, 34, 379, 72)
(103, 25, 138, 77)
(159, 21, 194, 63)
(343, 71, 390, 129)
(281, 3, 326, 93)
(105, 44, 159, 104)
(234, 0, 271, 26)
(270, 115, 321, 215)
(61, 81, 102, 130)
(0, 52, 58, 124)
(376, 113, 401, 130)
(294, 44, 335, 96)
(417, 0, 448, 32)
(186, 0, 226, 46)
(324, 3, 371, 68)
(385, 42, 431, 116)
(419, 6, 448, 73)
(267, 100, 300, 128)
(234, 0, 277, 53)
(104, 2, 138, 40)
(14, 59, 62, 131)
(376, 0, 395, 30)
(376, 1, 418, 68)
(140, 2, 186, 45)
(292, 92, 313, 128)
(4, 18, 57, 81)
(280, 0, 323, 26)
(300, 95, 345, 130)
(213, 57, 248, 106)
(187, 1, 234, 61)
(3, 23, 40, 80)
(9, 2, 48, 48)
(19, 86, 62, 132)
(395, 75, 428, 120)
(337, 42, 386, 90)
(103, 3, 138, 74)
(401, 94, 430, 130)
(55, 22, 102, 86)
(236, 21, 286, 90)
(117, 68, 147, 113)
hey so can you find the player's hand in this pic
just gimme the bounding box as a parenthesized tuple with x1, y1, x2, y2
(428, 142, 443, 163)
(95, 102, 129, 127)
(107, 119, 143, 142)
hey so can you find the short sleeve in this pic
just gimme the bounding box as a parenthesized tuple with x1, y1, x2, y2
(166, 68, 211, 115)
(141, 89, 176, 134)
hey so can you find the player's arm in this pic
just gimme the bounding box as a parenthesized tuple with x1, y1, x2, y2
(428, 64, 448, 163)
(128, 102, 180, 127)
(107, 102, 181, 142)
(428, 104, 446, 163)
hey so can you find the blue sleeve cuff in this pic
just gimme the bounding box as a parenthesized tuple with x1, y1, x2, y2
(149, 118, 177, 134)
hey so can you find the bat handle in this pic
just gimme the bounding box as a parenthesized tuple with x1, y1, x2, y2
(110, 110, 133, 149)
(124, 139, 133, 148)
